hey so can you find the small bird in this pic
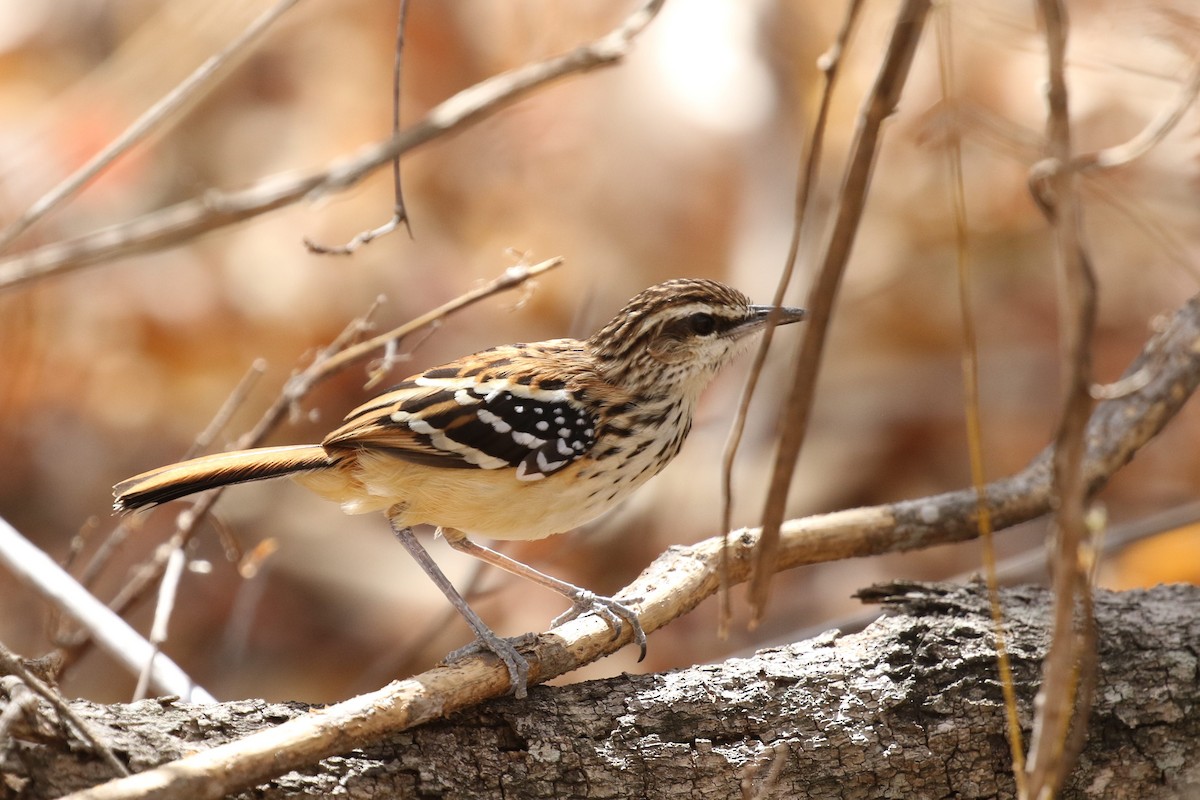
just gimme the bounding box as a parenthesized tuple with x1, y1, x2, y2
(114, 279, 805, 696)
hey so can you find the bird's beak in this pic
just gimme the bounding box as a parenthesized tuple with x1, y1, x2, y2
(732, 304, 807, 339)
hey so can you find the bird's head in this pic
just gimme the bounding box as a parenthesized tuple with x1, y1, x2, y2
(587, 278, 805, 398)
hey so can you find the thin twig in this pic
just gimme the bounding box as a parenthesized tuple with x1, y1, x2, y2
(0, 0, 666, 290)
(1074, 56, 1200, 172)
(186, 359, 269, 459)
(304, 0, 413, 254)
(0, 0, 304, 255)
(46, 376, 250, 663)
(66, 359, 267, 606)
(287, 256, 563, 395)
(56, 299, 389, 672)
(718, 0, 862, 639)
(749, 0, 932, 625)
(132, 545, 186, 702)
(58, 285, 1200, 800)
(51, 359, 266, 666)
(0, 641, 129, 777)
(934, 3, 1027, 789)
(1025, 2, 1100, 796)
(0, 516, 214, 703)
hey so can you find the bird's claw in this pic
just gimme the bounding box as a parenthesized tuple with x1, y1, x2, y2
(551, 591, 647, 661)
(443, 632, 536, 698)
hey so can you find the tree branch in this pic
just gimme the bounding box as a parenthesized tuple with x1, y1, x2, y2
(751, 0, 932, 623)
(11, 583, 1200, 799)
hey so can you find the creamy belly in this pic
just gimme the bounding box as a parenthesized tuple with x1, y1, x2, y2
(292, 448, 662, 541)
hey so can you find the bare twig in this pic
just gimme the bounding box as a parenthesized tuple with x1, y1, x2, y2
(64, 359, 266, 609)
(1025, 2, 1100, 796)
(132, 545, 186, 702)
(718, 0, 863, 638)
(0, 516, 214, 703)
(0, 641, 129, 777)
(51, 360, 265, 668)
(0, 0, 304, 255)
(58, 285, 1200, 800)
(1073, 56, 1200, 172)
(287, 256, 563, 395)
(0, 0, 666, 290)
(185, 359, 269, 459)
(934, 3, 1026, 789)
(750, 0, 932, 625)
(304, 0, 413, 254)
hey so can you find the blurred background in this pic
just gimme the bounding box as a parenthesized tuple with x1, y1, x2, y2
(0, 0, 1197, 703)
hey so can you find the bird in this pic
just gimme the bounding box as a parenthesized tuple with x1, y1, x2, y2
(114, 278, 805, 696)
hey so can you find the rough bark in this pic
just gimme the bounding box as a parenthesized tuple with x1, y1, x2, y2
(3, 582, 1198, 800)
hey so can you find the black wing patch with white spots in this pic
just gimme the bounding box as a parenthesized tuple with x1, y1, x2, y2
(337, 378, 599, 481)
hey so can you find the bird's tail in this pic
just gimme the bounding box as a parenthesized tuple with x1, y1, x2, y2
(113, 445, 334, 512)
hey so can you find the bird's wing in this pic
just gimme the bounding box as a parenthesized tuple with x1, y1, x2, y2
(323, 345, 601, 481)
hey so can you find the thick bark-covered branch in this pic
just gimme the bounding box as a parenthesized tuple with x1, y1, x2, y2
(5, 583, 1198, 799)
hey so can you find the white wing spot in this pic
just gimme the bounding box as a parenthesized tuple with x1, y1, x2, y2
(477, 409, 512, 433)
(535, 420, 549, 432)
(512, 431, 545, 448)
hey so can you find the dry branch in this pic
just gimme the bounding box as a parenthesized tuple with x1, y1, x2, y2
(10, 583, 1200, 799)
(1028, 3, 1100, 794)
(720, 0, 865, 634)
(751, 0, 932, 622)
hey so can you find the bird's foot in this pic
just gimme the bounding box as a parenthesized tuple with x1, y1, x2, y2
(444, 632, 536, 698)
(551, 591, 647, 661)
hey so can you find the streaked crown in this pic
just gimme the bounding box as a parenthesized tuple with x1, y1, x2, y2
(587, 278, 804, 397)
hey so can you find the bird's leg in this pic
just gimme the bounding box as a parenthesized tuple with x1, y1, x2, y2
(388, 521, 530, 698)
(440, 528, 647, 661)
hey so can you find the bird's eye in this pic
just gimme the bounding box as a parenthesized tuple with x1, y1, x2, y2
(688, 312, 717, 336)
